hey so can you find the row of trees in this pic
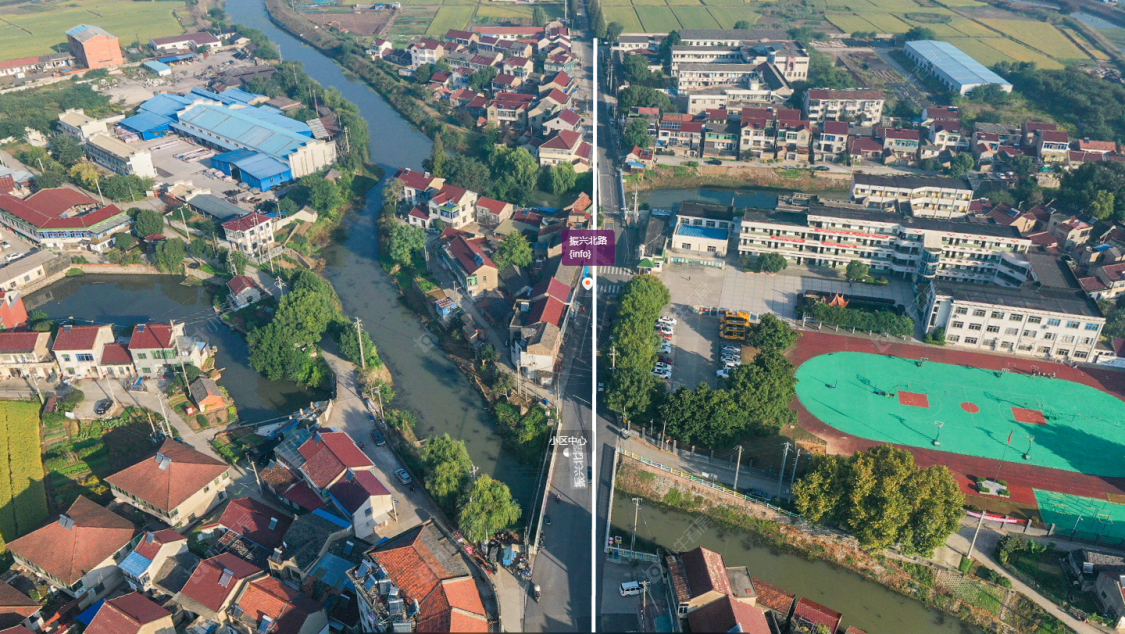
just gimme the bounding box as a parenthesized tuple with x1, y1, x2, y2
(797, 297, 915, 337)
(794, 445, 964, 555)
(604, 275, 671, 421)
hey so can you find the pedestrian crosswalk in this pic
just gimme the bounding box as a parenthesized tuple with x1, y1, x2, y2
(597, 266, 634, 277)
(597, 279, 623, 296)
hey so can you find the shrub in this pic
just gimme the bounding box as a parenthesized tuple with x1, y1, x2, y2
(65, 268, 85, 277)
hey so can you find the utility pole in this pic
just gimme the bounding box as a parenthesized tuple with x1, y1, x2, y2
(155, 393, 173, 437)
(630, 497, 641, 552)
(660, 419, 667, 449)
(610, 345, 616, 369)
(733, 445, 743, 493)
(354, 316, 366, 370)
(94, 176, 105, 205)
(275, 277, 286, 298)
(777, 442, 790, 499)
(790, 446, 802, 495)
(967, 509, 987, 559)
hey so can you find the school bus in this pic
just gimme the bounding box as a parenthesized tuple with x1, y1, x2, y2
(719, 311, 752, 340)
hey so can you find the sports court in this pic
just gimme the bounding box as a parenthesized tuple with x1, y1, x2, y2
(795, 351, 1125, 478)
(1035, 490, 1125, 542)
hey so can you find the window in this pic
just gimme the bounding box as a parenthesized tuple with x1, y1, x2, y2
(1039, 346, 1052, 354)
(137, 353, 147, 360)
(1009, 314, 1024, 321)
(991, 311, 1004, 319)
(965, 337, 978, 345)
(1043, 333, 1055, 340)
(968, 323, 982, 331)
(1075, 351, 1089, 359)
(682, 243, 691, 249)
(1023, 331, 1036, 338)
(707, 246, 717, 253)
(1082, 337, 1093, 345)
(1001, 341, 1013, 349)
(946, 335, 960, 343)
(365, 508, 373, 516)
(1067, 321, 1080, 329)
(1019, 344, 1033, 351)
(1086, 323, 1100, 331)
(1062, 335, 1075, 343)
(1047, 318, 1060, 326)
(986, 325, 999, 333)
(973, 309, 986, 317)
(1005, 328, 1019, 335)
(61, 354, 70, 362)
(955, 307, 968, 315)
(1027, 316, 1041, 324)
(76, 353, 94, 362)
(952, 321, 964, 329)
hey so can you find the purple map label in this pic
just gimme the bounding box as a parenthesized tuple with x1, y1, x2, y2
(562, 230, 615, 267)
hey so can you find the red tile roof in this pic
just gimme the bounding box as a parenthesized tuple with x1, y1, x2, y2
(51, 325, 106, 351)
(807, 88, 883, 101)
(446, 235, 496, 275)
(476, 197, 510, 217)
(1079, 139, 1116, 152)
(1040, 130, 1069, 143)
(777, 108, 801, 121)
(1024, 121, 1056, 133)
(821, 120, 849, 135)
(880, 127, 920, 140)
(105, 438, 229, 512)
(0, 332, 43, 354)
(0, 189, 125, 230)
(8, 496, 134, 586)
(222, 212, 271, 232)
(409, 206, 429, 221)
(395, 168, 439, 192)
(532, 278, 570, 303)
(1101, 262, 1125, 282)
(687, 596, 770, 634)
(100, 343, 133, 365)
(0, 581, 38, 630)
(846, 627, 869, 634)
(180, 553, 261, 614)
(556, 109, 582, 125)
(528, 296, 565, 327)
(281, 480, 325, 512)
(128, 323, 175, 350)
(209, 497, 292, 550)
(133, 528, 186, 561)
(546, 71, 572, 87)
(328, 470, 391, 515)
(297, 431, 374, 490)
(680, 547, 732, 598)
(237, 576, 321, 634)
(227, 275, 261, 297)
(541, 130, 582, 151)
(416, 577, 489, 632)
(751, 577, 795, 615)
(86, 592, 170, 634)
(794, 597, 842, 631)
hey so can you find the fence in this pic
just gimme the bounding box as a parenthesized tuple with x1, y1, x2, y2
(606, 546, 661, 563)
(619, 449, 803, 521)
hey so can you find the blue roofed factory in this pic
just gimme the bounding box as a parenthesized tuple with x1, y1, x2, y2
(119, 88, 337, 190)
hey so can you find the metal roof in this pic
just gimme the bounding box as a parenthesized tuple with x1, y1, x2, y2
(139, 93, 196, 119)
(904, 40, 1012, 90)
(213, 150, 290, 180)
(172, 104, 314, 159)
(120, 111, 173, 134)
(143, 60, 171, 74)
(186, 194, 246, 220)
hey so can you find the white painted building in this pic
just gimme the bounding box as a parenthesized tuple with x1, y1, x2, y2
(851, 173, 975, 219)
(84, 134, 156, 178)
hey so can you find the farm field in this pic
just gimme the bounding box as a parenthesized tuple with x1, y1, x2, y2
(604, 0, 766, 30)
(381, 0, 564, 40)
(0, 401, 47, 547)
(0, 0, 182, 61)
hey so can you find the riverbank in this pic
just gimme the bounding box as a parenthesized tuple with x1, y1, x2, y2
(628, 163, 852, 194)
(614, 456, 1067, 634)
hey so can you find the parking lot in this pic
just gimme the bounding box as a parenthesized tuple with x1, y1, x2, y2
(656, 309, 729, 392)
(101, 49, 243, 107)
(140, 135, 271, 204)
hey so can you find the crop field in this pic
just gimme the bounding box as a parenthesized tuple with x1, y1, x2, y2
(0, 401, 47, 547)
(0, 0, 182, 61)
(979, 18, 1089, 60)
(385, 0, 564, 40)
(605, 0, 765, 31)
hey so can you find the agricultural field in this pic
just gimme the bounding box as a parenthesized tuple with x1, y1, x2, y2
(376, 0, 564, 41)
(603, 0, 767, 31)
(0, 0, 183, 61)
(0, 401, 46, 548)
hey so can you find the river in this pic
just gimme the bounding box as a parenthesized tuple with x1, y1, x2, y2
(611, 495, 972, 634)
(222, 0, 537, 507)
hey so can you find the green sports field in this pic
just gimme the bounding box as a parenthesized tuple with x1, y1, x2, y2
(1036, 490, 1125, 542)
(795, 352, 1125, 477)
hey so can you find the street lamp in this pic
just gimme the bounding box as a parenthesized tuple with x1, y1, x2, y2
(1023, 434, 1034, 460)
(933, 421, 944, 446)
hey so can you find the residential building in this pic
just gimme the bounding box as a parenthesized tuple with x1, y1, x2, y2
(658, 120, 704, 155)
(813, 120, 849, 161)
(0, 581, 41, 631)
(119, 529, 189, 593)
(52, 324, 115, 378)
(175, 553, 263, 622)
(687, 596, 770, 634)
(667, 547, 758, 616)
(367, 38, 393, 59)
(1036, 130, 1071, 163)
(0, 189, 131, 251)
(0, 53, 72, 79)
(149, 32, 221, 52)
(1048, 213, 1092, 250)
(537, 129, 592, 172)
(474, 196, 514, 227)
(879, 127, 921, 163)
(703, 122, 740, 158)
(739, 110, 774, 157)
(84, 134, 156, 178)
(8, 496, 136, 606)
(393, 168, 445, 205)
(85, 592, 175, 634)
(327, 470, 395, 541)
(774, 118, 812, 162)
(66, 25, 123, 70)
(291, 429, 376, 494)
(57, 109, 123, 140)
(226, 275, 266, 310)
(268, 509, 351, 583)
(929, 120, 967, 151)
(792, 598, 843, 634)
(922, 254, 1106, 360)
(222, 212, 275, 260)
(543, 109, 584, 135)
(440, 233, 499, 296)
(510, 292, 567, 380)
(409, 39, 445, 67)
(229, 576, 328, 634)
(0, 331, 53, 379)
(851, 173, 974, 218)
(670, 37, 808, 82)
(1094, 572, 1125, 631)
(903, 40, 1012, 95)
(128, 322, 212, 377)
(803, 89, 884, 125)
(189, 377, 225, 412)
(426, 184, 479, 229)
(205, 497, 292, 555)
(349, 520, 489, 633)
(106, 438, 231, 527)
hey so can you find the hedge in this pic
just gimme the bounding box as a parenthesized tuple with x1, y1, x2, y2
(799, 302, 914, 337)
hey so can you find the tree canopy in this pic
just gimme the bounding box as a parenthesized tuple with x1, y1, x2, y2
(153, 238, 186, 273)
(422, 434, 473, 512)
(744, 314, 799, 353)
(248, 270, 341, 387)
(493, 231, 533, 270)
(624, 117, 653, 149)
(1058, 160, 1125, 222)
(845, 260, 870, 282)
(997, 62, 1125, 143)
(618, 86, 675, 113)
(794, 445, 964, 555)
(132, 209, 165, 238)
(605, 275, 671, 421)
(48, 135, 83, 167)
(458, 475, 521, 544)
(388, 223, 426, 268)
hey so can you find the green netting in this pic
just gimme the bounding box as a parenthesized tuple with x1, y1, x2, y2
(1035, 490, 1125, 543)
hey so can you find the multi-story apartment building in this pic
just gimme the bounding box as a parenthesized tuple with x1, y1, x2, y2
(106, 438, 231, 527)
(221, 212, 275, 259)
(670, 37, 808, 82)
(737, 200, 1034, 286)
(851, 173, 974, 219)
(66, 24, 123, 69)
(427, 184, 480, 229)
(1036, 129, 1071, 163)
(676, 64, 766, 91)
(812, 120, 849, 161)
(923, 254, 1105, 361)
(739, 109, 774, 157)
(85, 134, 156, 178)
(802, 89, 884, 126)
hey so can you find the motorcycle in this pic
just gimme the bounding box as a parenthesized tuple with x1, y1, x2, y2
(533, 584, 541, 602)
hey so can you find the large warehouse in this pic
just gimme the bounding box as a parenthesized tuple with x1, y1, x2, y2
(119, 89, 337, 190)
(903, 40, 1012, 96)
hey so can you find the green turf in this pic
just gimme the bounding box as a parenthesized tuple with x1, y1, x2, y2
(1036, 490, 1125, 542)
(795, 352, 1125, 477)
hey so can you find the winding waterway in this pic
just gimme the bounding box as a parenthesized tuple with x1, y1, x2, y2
(224, 0, 537, 507)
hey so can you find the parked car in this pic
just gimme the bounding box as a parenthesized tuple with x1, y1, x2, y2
(716, 368, 730, 379)
(655, 324, 674, 335)
(0, 241, 10, 249)
(654, 362, 672, 372)
(748, 489, 773, 500)
(597, 382, 605, 392)
(658, 355, 673, 365)
(657, 316, 678, 326)
(658, 342, 673, 353)
(706, 158, 722, 165)
(5, 252, 23, 262)
(721, 355, 741, 363)
(652, 368, 672, 379)
(395, 468, 412, 485)
(814, 165, 830, 172)
(94, 399, 113, 415)
(722, 359, 740, 369)
(371, 431, 386, 446)
(721, 344, 741, 352)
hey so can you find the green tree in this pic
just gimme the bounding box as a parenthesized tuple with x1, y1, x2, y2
(388, 223, 426, 268)
(624, 117, 653, 149)
(423, 434, 473, 511)
(945, 152, 975, 178)
(469, 66, 499, 92)
(227, 250, 250, 276)
(48, 134, 83, 167)
(308, 178, 344, 214)
(904, 26, 935, 41)
(34, 170, 66, 189)
(744, 314, 798, 353)
(101, 175, 154, 201)
(132, 209, 165, 238)
(493, 370, 515, 394)
(458, 475, 521, 543)
(113, 233, 138, 251)
(606, 22, 624, 43)
(153, 238, 187, 273)
(428, 132, 448, 178)
(733, 20, 752, 29)
(845, 260, 870, 282)
(487, 147, 539, 205)
(444, 155, 492, 193)
(1092, 189, 1116, 221)
(757, 253, 788, 273)
(549, 163, 578, 195)
(618, 86, 675, 112)
(383, 178, 404, 214)
(68, 162, 99, 188)
(493, 231, 533, 269)
(337, 321, 381, 369)
(533, 5, 548, 26)
(657, 30, 681, 66)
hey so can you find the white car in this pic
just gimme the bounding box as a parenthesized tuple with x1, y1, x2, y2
(652, 368, 672, 379)
(5, 252, 23, 263)
(721, 344, 741, 353)
(721, 354, 741, 363)
(657, 316, 678, 326)
(654, 362, 672, 372)
(658, 342, 672, 354)
(722, 359, 740, 369)
(716, 369, 730, 379)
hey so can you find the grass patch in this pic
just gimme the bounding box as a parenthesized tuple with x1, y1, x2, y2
(636, 5, 683, 31)
(426, 6, 476, 34)
(985, 36, 1066, 69)
(856, 11, 911, 33)
(979, 19, 1090, 60)
(0, 0, 182, 60)
(706, 7, 760, 27)
(605, 7, 644, 31)
(671, 6, 721, 28)
(826, 14, 880, 34)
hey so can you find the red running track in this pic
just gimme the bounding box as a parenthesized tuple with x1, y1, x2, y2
(788, 331, 1125, 507)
